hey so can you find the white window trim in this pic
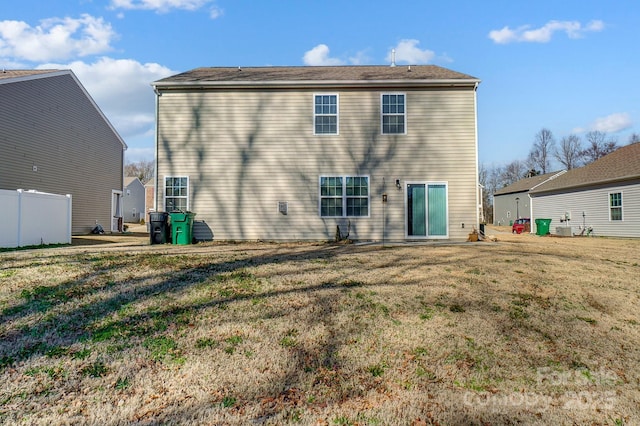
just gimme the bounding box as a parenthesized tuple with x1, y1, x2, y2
(380, 92, 407, 135)
(313, 93, 339, 135)
(404, 181, 449, 239)
(608, 191, 623, 221)
(164, 176, 190, 212)
(318, 175, 370, 218)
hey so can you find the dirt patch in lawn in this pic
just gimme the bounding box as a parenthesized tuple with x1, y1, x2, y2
(0, 227, 638, 425)
(72, 233, 149, 246)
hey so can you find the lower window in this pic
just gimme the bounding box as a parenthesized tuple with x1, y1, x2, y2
(165, 176, 189, 211)
(320, 176, 369, 217)
(609, 192, 622, 221)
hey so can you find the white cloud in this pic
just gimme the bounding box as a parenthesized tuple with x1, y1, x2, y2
(38, 57, 175, 141)
(489, 20, 604, 44)
(348, 50, 371, 65)
(589, 113, 632, 133)
(209, 5, 224, 19)
(386, 39, 435, 64)
(303, 44, 345, 66)
(110, 0, 220, 15)
(0, 14, 116, 62)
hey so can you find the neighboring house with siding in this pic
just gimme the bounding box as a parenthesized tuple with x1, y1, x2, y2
(152, 65, 480, 241)
(529, 142, 640, 237)
(145, 182, 156, 219)
(123, 177, 145, 223)
(493, 171, 566, 226)
(0, 70, 126, 234)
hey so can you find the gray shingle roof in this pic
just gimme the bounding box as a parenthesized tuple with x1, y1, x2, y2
(530, 142, 640, 194)
(154, 65, 479, 86)
(494, 171, 565, 196)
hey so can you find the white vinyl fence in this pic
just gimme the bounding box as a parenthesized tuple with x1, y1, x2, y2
(0, 189, 72, 248)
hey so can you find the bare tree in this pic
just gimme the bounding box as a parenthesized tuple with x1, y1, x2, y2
(528, 128, 555, 174)
(125, 159, 155, 184)
(501, 160, 527, 187)
(555, 134, 583, 170)
(479, 163, 508, 224)
(582, 131, 618, 164)
(478, 163, 492, 223)
(629, 133, 640, 144)
(488, 165, 504, 192)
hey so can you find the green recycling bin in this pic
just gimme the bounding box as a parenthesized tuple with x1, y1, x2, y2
(169, 212, 196, 245)
(535, 218, 552, 236)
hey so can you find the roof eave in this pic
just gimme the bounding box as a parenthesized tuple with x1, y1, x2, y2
(493, 189, 530, 196)
(530, 174, 640, 195)
(0, 70, 71, 85)
(152, 78, 481, 91)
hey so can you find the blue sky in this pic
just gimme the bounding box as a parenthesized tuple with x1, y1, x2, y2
(1, 1, 637, 168)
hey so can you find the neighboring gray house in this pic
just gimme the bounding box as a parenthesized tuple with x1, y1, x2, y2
(152, 65, 480, 241)
(493, 171, 565, 226)
(529, 142, 640, 237)
(0, 70, 127, 234)
(123, 177, 145, 223)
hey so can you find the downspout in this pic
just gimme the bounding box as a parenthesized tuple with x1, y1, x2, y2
(122, 148, 125, 189)
(473, 81, 480, 230)
(528, 193, 534, 233)
(117, 144, 125, 233)
(153, 85, 160, 216)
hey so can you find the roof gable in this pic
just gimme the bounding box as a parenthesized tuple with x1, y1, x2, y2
(530, 142, 640, 194)
(125, 176, 143, 187)
(1, 69, 127, 150)
(494, 171, 565, 196)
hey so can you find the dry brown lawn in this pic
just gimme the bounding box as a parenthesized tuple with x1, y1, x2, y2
(0, 228, 639, 425)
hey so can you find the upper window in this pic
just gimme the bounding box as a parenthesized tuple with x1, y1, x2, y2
(165, 176, 189, 212)
(381, 93, 406, 134)
(314, 94, 338, 134)
(609, 192, 622, 221)
(320, 176, 369, 217)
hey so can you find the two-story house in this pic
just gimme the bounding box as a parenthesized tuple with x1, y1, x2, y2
(0, 70, 127, 234)
(152, 65, 480, 241)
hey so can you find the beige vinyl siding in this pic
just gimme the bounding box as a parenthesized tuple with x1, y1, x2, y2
(157, 87, 477, 240)
(531, 181, 640, 238)
(0, 73, 125, 234)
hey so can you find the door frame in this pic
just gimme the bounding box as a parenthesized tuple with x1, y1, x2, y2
(404, 181, 449, 239)
(111, 190, 123, 232)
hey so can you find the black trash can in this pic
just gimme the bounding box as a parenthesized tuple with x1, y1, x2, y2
(149, 212, 170, 244)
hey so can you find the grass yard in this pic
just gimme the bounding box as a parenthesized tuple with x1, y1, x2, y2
(0, 229, 639, 425)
